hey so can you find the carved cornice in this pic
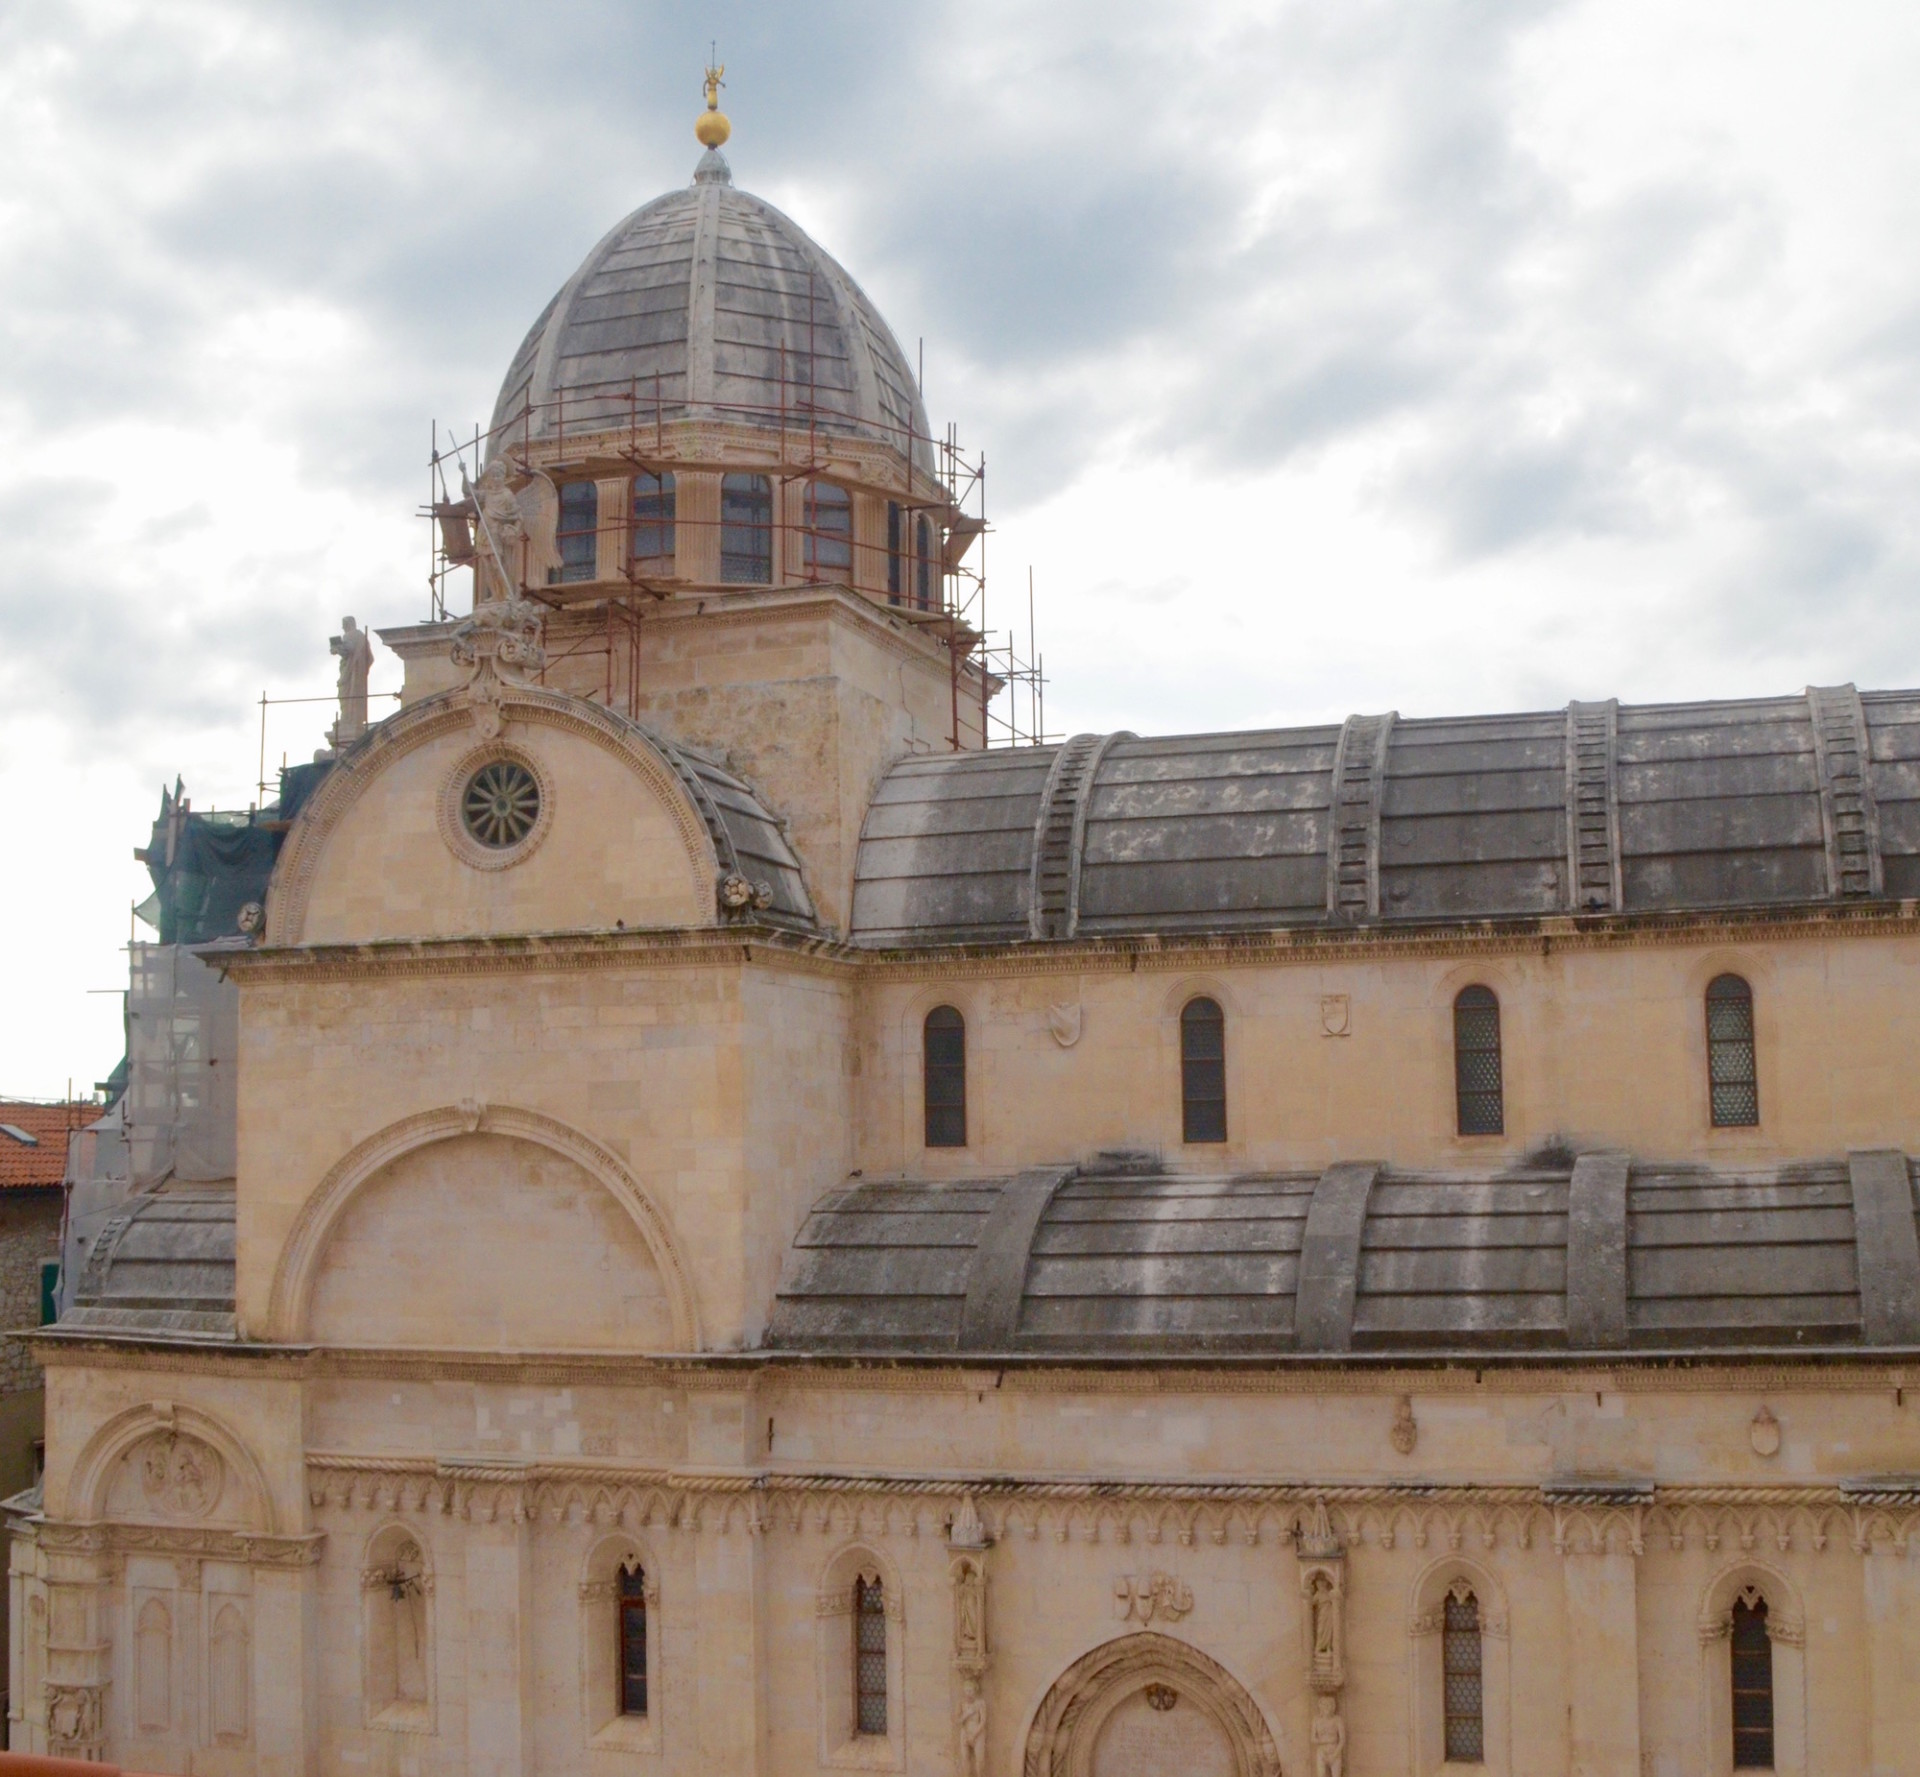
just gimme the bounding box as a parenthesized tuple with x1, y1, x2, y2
(33, 1519, 324, 1567)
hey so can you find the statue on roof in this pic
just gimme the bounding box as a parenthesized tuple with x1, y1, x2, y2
(328, 617, 374, 749)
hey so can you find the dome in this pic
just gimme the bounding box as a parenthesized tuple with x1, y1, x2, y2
(489, 149, 934, 471)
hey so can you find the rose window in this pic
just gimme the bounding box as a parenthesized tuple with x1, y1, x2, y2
(461, 760, 540, 849)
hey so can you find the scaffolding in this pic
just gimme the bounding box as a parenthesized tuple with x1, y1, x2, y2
(422, 322, 1050, 751)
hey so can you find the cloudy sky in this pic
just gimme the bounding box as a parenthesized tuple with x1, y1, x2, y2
(3, 0, 1919, 1095)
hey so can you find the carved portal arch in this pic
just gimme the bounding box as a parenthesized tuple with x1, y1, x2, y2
(1021, 1632, 1281, 1777)
(266, 1101, 703, 1348)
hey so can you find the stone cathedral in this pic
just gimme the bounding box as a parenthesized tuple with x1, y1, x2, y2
(11, 84, 1920, 1777)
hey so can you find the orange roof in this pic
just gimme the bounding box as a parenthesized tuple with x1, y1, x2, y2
(0, 1101, 93, 1190)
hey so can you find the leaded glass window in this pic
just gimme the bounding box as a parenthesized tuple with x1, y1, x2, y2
(1453, 986, 1504, 1136)
(1707, 974, 1759, 1127)
(631, 472, 675, 573)
(1181, 998, 1226, 1144)
(1731, 1596, 1773, 1769)
(1442, 1590, 1484, 1763)
(721, 473, 773, 584)
(618, 1564, 647, 1717)
(924, 1006, 966, 1148)
(854, 1577, 887, 1736)
(557, 480, 598, 583)
(803, 481, 852, 577)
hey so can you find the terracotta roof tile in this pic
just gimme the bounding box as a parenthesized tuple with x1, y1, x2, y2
(0, 1101, 92, 1190)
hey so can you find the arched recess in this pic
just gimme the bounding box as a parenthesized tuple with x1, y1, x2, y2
(817, 1541, 906, 1772)
(66, 1401, 276, 1535)
(1407, 1556, 1511, 1776)
(580, 1531, 662, 1753)
(362, 1521, 434, 1733)
(267, 1103, 702, 1349)
(264, 688, 720, 944)
(1021, 1632, 1281, 1777)
(1696, 1562, 1806, 1777)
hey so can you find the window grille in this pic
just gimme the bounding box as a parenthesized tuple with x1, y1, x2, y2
(803, 481, 853, 577)
(1730, 1596, 1773, 1769)
(557, 480, 598, 583)
(1453, 986, 1504, 1135)
(887, 501, 903, 603)
(618, 1564, 648, 1717)
(721, 474, 773, 584)
(914, 516, 934, 610)
(1442, 1590, 1484, 1762)
(1181, 998, 1227, 1143)
(1706, 974, 1759, 1127)
(854, 1577, 887, 1736)
(924, 1007, 966, 1148)
(631, 472, 675, 573)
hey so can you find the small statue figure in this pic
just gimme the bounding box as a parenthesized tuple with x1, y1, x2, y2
(329, 616, 374, 748)
(468, 459, 529, 603)
(956, 1672, 987, 1777)
(1311, 1693, 1345, 1777)
(1310, 1572, 1337, 1665)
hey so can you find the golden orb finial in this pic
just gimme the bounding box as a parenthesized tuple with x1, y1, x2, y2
(696, 54, 730, 149)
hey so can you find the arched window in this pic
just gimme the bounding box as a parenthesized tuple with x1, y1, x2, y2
(924, 1006, 966, 1148)
(854, 1576, 887, 1736)
(914, 515, 934, 610)
(1453, 986, 1504, 1136)
(1731, 1595, 1773, 1768)
(1181, 997, 1227, 1143)
(618, 1562, 648, 1717)
(721, 473, 773, 584)
(1706, 974, 1759, 1127)
(803, 481, 852, 578)
(557, 480, 599, 583)
(886, 501, 903, 603)
(630, 472, 675, 575)
(1442, 1589, 1483, 1763)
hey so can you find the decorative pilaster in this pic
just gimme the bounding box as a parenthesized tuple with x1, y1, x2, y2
(1296, 1500, 1347, 1777)
(950, 1495, 991, 1777)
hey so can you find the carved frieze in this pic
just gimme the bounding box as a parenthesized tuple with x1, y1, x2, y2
(1114, 1572, 1192, 1627)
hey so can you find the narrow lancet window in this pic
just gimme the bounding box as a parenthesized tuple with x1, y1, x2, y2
(914, 516, 934, 610)
(1181, 997, 1226, 1143)
(618, 1563, 648, 1717)
(557, 480, 599, 583)
(1453, 986, 1504, 1135)
(630, 472, 675, 574)
(1707, 974, 1759, 1127)
(854, 1577, 887, 1736)
(721, 473, 773, 584)
(1442, 1590, 1484, 1763)
(887, 501, 903, 603)
(803, 481, 852, 578)
(1731, 1596, 1773, 1769)
(924, 1006, 966, 1148)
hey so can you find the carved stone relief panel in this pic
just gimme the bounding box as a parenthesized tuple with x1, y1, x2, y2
(1091, 1688, 1235, 1777)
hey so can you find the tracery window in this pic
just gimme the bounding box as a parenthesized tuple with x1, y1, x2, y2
(914, 516, 934, 610)
(1706, 974, 1759, 1127)
(803, 480, 853, 578)
(854, 1576, 887, 1736)
(630, 472, 675, 574)
(557, 480, 599, 583)
(721, 473, 773, 584)
(1731, 1595, 1773, 1769)
(618, 1562, 648, 1717)
(1180, 997, 1227, 1143)
(887, 501, 903, 603)
(1453, 986, 1504, 1136)
(924, 1006, 967, 1148)
(1442, 1589, 1484, 1763)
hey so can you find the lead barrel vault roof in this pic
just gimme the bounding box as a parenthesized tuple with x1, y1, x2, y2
(849, 687, 1920, 942)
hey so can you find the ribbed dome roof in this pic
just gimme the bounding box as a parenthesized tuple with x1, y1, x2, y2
(489, 149, 933, 469)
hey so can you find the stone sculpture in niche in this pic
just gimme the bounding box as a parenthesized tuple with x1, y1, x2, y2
(138, 1432, 222, 1518)
(950, 1496, 990, 1775)
(1297, 1497, 1348, 1777)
